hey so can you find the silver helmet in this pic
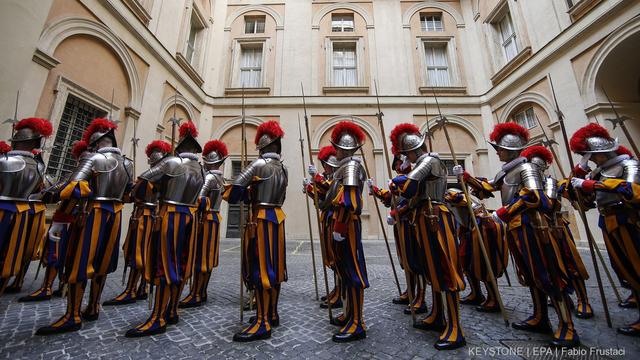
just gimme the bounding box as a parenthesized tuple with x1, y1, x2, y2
(148, 150, 167, 166)
(398, 132, 425, 153)
(331, 133, 363, 151)
(529, 156, 549, 171)
(203, 150, 227, 166)
(256, 133, 279, 150)
(321, 155, 340, 168)
(488, 133, 527, 151)
(12, 127, 42, 143)
(580, 136, 619, 154)
(10, 118, 53, 146)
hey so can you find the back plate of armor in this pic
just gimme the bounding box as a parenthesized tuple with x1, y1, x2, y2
(160, 156, 204, 206)
(499, 162, 543, 206)
(90, 152, 133, 201)
(0, 154, 43, 201)
(251, 158, 288, 207)
(592, 158, 639, 207)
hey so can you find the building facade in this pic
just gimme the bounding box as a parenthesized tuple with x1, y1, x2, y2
(1, 0, 638, 241)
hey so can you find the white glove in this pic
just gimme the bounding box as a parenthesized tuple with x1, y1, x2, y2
(332, 231, 345, 242)
(571, 177, 585, 189)
(302, 178, 311, 193)
(386, 215, 396, 225)
(452, 165, 464, 176)
(579, 153, 591, 171)
(307, 164, 318, 177)
(366, 178, 374, 194)
(48, 222, 69, 243)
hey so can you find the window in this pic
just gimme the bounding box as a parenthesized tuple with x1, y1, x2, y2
(47, 95, 107, 180)
(185, 12, 205, 66)
(424, 43, 450, 87)
(566, 0, 575, 8)
(498, 13, 518, 62)
(332, 14, 354, 32)
(514, 107, 537, 129)
(420, 13, 443, 32)
(239, 44, 264, 88)
(245, 16, 265, 34)
(332, 42, 358, 87)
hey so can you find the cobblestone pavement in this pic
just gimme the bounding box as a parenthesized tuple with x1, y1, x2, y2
(0, 239, 638, 359)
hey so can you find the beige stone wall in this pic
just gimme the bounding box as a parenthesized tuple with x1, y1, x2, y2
(5, 0, 640, 243)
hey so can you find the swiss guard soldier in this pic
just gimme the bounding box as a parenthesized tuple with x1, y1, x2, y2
(125, 121, 204, 337)
(179, 139, 228, 308)
(103, 140, 172, 306)
(225, 120, 288, 342)
(523, 145, 592, 319)
(568, 123, 640, 337)
(19, 140, 91, 302)
(305, 145, 342, 311)
(445, 188, 508, 313)
(369, 154, 428, 315)
(36, 118, 133, 335)
(389, 123, 465, 350)
(457, 122, 579, 347)
(0, 118, 52, 293)
(324, 121, 368, 343)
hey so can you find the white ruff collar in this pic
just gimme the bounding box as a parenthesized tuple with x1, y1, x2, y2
(98, 147, 121, 155)
(179, 152, 199, 161)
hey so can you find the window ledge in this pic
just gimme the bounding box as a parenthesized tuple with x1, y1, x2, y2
(568, 0, 603, 22)
(176, 52, 204, 87)
(419, 86, 467, 95)
(322, 86, 369, 94)
(225, 87, 271, 95)
(490, 46, 532, 86)
(122, 0, 152, 26)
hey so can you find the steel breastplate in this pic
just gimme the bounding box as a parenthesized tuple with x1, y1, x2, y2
(0, 154, 42, 201)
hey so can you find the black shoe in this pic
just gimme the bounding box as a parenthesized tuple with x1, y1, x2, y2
(35, 322, 81, 336)
(618, 299, 638, 309)
(413, 321, 446, 332)
(248, 316, 280, 327)
(511, 320, 552, 334)
(332, 331, 366, 343)
(233, 329, 271, 342)
(575, 308, 594, 319)
(166, 315, 179, 325)
(18, 292, 52, 303)
(617, 326, 640, 337)
(550, 337, 580, 348)
(3, 285, 21, 294)
(178, 300, 202, 309)
(125, 325, 166, 338)
(320, 298, 343, 309)
(81, 311, 99, 322)
(52, 289, 63, 297)
(136, 293, 148, 301)
(475, 304, 500, 313)
(321, 295, 328, 301)
(330, 316, 348, 327)
(404, 305, 428, 315)
(392, 296, 410, 305)
(434, 338, 466, 351)
(102, 297, 136, 306)
(460, 295, 485, 306)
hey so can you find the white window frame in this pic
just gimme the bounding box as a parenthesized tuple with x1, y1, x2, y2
(331, 13, 355, 32)
(230, 39, 268, 88)
(497, 13, 518, 63)
(514, 107, 537, 129)
(420, 13, 444, 32)
(183, 6, 207, 68)
(325, 37, 365, 87)
(244, 15, 266, 34)
(423, 43, 450, 87)
(419, 37, 460, 87)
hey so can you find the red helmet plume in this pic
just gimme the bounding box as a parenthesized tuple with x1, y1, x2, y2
(489, 122, 529, 143)
(330, 121, 365, 149)
(71, 140, 88, 159)
(203, 140, 229, 158)
(390, 123, 420, 155)
(179, 121, 198, 139)
(521, 145, 553, 164)
(0, 141, 11, 154)
(82, 118, 118, 143)
(569, 123, 611, 153)
(14, 118, 53, 138)
(255, 120, 284, 145)
(616, 145, 633, 157)
(145, 140, 171, 157)
(318, 145, 337, 162)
